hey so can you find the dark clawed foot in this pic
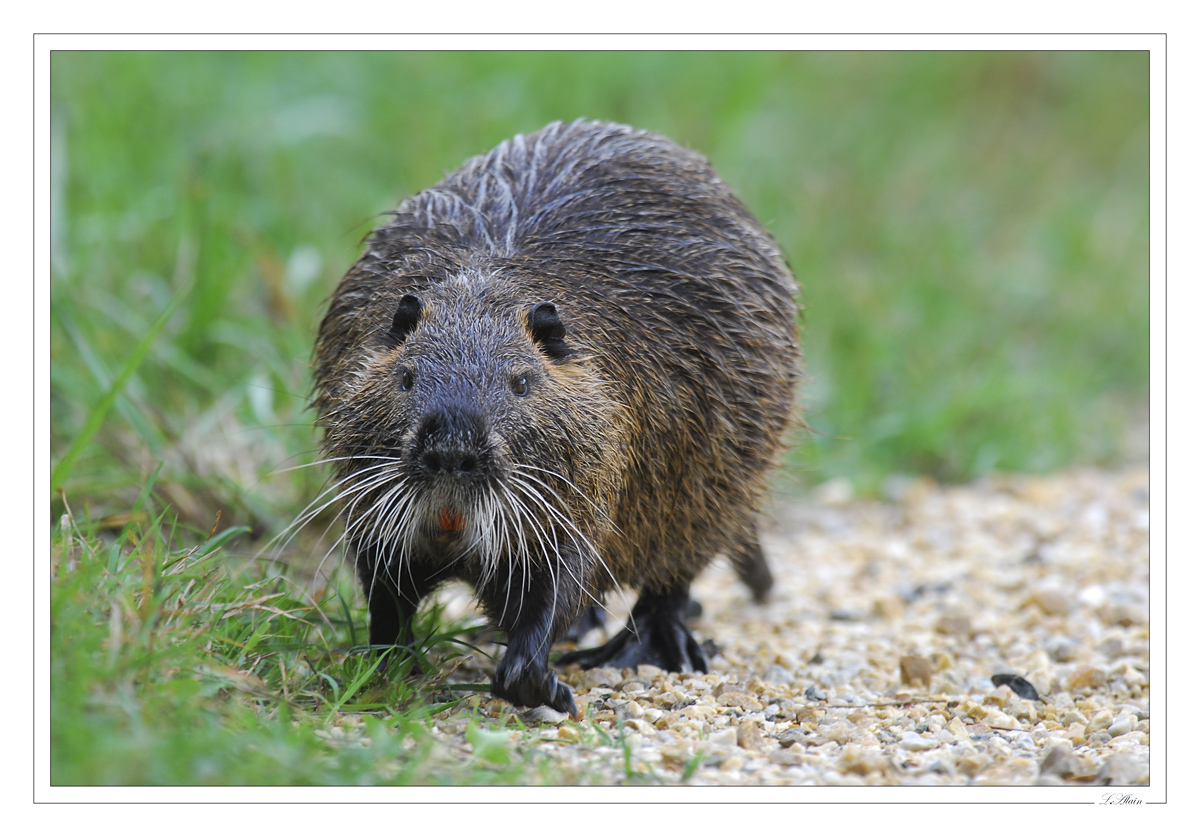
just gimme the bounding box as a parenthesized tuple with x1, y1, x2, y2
(556, 608, 709, 674)
(491, 652, 578, 716)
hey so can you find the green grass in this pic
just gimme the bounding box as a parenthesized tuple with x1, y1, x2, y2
(50, 492, 579, 785)
(48, 50, 1149, 784)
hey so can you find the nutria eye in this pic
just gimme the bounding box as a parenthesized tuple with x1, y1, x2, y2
(400, 369, 415, 391)
(512, 375, 529, 396)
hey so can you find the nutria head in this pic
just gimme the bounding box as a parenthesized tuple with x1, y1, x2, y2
(315, 267, 627, 619)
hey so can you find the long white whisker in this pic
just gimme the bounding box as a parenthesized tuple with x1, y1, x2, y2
(263, 457, 405, 561)
(508, 473, 621, 600)
(506, 476, 618, 625)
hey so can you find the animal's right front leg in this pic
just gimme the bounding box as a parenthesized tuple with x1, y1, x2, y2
(355, 546, 443, 665)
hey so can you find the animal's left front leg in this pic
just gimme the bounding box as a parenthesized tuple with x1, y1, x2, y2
(489, 584, 580, 717)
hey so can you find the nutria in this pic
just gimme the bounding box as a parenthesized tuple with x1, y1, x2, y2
(312, 119, 800, 716)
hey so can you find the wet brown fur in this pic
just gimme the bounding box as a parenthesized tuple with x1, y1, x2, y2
(312, 119, 801, 712)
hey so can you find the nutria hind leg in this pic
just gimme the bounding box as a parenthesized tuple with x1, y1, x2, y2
(731, 529, 773, 604)
(556, 582, 708, 673)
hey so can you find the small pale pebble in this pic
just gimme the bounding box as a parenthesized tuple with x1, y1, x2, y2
(898, 731, 939, 751)
(708, 727, 738, 748)
(1039, 744, 1083, 779)
(774, 651, 800, 670)
(616, 678, 648, 694)
(1096, 752, 1147, 785)
(1029, 587, 1072, 616)
(577, 667, 621, 690)
(777, 728, 806, 748)
(956, 750, 992, 778)
(620, 700, 644, 719)
(1012, 734, 1036, 751)
(945, 716, 970, 737)
(821, 720, 861, 744)
(1010, 701, 1037, 723)
(983, 709, 1021, 729)
(1085, 709, 1114, 735)
(873, 595, 905, 620)
(626, 719, 656, 736)
(681, 704, 717, 721)
(720, 755, 746, 771)
(935, 615, 972, 636)
(717, 692, 764, 711)
(763, 664, 793, 685)
(1107, 732, 1143, 749)
(1103, 602, 1146, 628)
(838, 744, 891, 776)
(1107, 712, 1136, 737)
(1062, 709, 1086, 726)
(984, 686, 1012, 706)
(636, 664, 665, 681)
(659, 743, 693, 770)
(520, 706, 568, 724)
(737, 719, 765, 750)
(1067, 665, 1107, 691)
(769, 749, 807, 766)
(1047, 636, 1082, 662)
(899, 655, 934, 689)
(796, 705, 821, 723)
(963, 702, 988, 721)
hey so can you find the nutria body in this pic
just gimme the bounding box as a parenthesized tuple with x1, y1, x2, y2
(313, 119, 800, 715)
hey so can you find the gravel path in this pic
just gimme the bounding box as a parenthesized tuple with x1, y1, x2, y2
(375, 467, 1152, 786)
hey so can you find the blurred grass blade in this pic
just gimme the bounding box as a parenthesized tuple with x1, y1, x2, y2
(50, 279, 191, 497)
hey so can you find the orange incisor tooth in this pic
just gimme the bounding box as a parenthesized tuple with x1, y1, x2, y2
(438, 507, 466, 532)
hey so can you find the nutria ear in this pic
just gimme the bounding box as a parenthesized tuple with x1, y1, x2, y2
(528, 302, 570, 361)
(390, 294, 423, 341)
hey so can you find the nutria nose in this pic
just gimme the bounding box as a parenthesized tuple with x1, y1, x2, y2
(421, 448, 479, 476)
(414, 405, 487, 478)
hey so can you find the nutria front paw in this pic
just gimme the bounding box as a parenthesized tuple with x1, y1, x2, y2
(492, 653, 578, 716)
